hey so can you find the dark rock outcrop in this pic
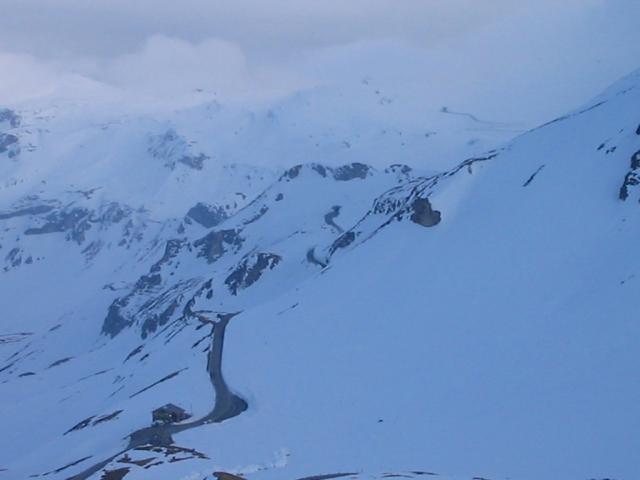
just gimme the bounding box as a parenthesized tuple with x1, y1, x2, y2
(194, 229, 244, 263)
(5, 247, 23, 268)
(140, 299, 180, 339)
(324, 205, 344, 233)
(92, 410, 123, 426)
(332, 162, 371, 181)
(102, 301, 132, 337)
(242, 205, 269, 225)
(280, 162, 372, 182)
(213, 472, 246, 480)
(20, 203, 129, 245)
(619, 150, 640, 201)
(148, 129, 208, 171)
(101, 239, 192, 338)
(177, 153, 206, 170)
(64, 416, 96, 435)
(0, 108, 20, 128)
(24, 207, 92, 243)
(225, 252, 282, 295)
(186, 203, 228, 228)
(329, 231, 357, 255)
(0, 133, 19, 157)
(281, 164, 304, 180)
(409, 198, 441, 227)
(0, 205, 55, 220)
(385, 164, 412, 175)
(523, 165, 546, 187)
(102, 281, 188, 338)
(0, 109, 20, 158)
(312, 164, 328, 177)
(150, 239, 185, 273)
(306, 248, 327, 268)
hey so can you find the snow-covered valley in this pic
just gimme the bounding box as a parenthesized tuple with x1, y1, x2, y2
(1, 53, 640, 480)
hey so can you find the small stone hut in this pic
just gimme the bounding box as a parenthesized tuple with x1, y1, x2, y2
(152, 403, 191, 424)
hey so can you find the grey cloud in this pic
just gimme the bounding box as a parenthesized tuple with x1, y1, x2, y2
(0, 0, 639, 125)
(0, 0, 552, 59)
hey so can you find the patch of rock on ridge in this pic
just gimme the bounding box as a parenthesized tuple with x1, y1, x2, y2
(280, 162, 372, 182)
(186, 202, 229, 228)
(409, 198, 441, 227)
(194, 229, 244, 263)
(329, 231, 357, 255)
(148, 128, 208, 171)
(619, 150, 640, 201)
(0, 132, 19, 158)
(0, 108, 21, 158)
(225, 252, 282, 295)
(0, 108, 20, 128)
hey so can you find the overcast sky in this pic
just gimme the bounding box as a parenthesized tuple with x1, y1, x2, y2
(0, 1, 538, 59)
(1, 0, 639, 122)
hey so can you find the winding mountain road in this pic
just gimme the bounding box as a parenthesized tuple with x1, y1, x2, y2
(66, 313, 247, 480)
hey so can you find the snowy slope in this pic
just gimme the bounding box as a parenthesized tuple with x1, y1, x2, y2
(1, 68, 639, 480)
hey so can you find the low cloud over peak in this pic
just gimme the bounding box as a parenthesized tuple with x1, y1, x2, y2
(1, 0, 639, 125)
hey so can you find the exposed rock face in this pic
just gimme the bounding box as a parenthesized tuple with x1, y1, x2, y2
(0, 108, 20, 128)
(312, 164, 329, 177)
(213, 472, 246, 480)
(186, 203, 228, 228)
(280, 162, 372, 182)
(332, 162, 371, 181)
(102, 300, 134, 338)
(194, 229, 244, 263)
(24, 208, 92, 243)
(101, 239, 191, 338)
(102, 276, 197, 339)
(523, 165, 546, 187)
(5, 247, 23, 269)
(385, 164, 412, 176)
(329, 231, 357, 255)
(225, 252, 282, 295)
(324, 206, 344, 233)
(0, 133, 19, 158)
(619, 150, 640, 201)
(0, 109, 21, 159)
(150, 239, 185, 274)
(21, 202, 132, 245)
(409, 198, 441, 227)
(281, 163, 329, 180)
(306, 248, 327, 268)
(98, 203, 130, 226)
(0, 197, 146, 273)
(148, 129, 208, 171)
(0, 205, 55, 220)
(140, 299, 180, 339)
(281, 164, 304, 180)
(242, 206, 268, 225)
(385, 163, 413, 182)
(371, 189, 410, 216)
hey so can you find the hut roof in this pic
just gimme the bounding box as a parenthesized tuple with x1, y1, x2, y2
(154, 403, 186, 414)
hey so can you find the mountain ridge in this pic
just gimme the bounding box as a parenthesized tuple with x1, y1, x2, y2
(1, 68, 639, 480)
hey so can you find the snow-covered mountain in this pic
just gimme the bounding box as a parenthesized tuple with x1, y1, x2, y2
(1, 67, 639, 480)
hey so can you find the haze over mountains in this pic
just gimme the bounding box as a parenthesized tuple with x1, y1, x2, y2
(1, 2, 639, 480)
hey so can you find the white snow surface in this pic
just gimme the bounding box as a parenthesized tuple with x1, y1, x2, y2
(0, 69, 639, 480)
